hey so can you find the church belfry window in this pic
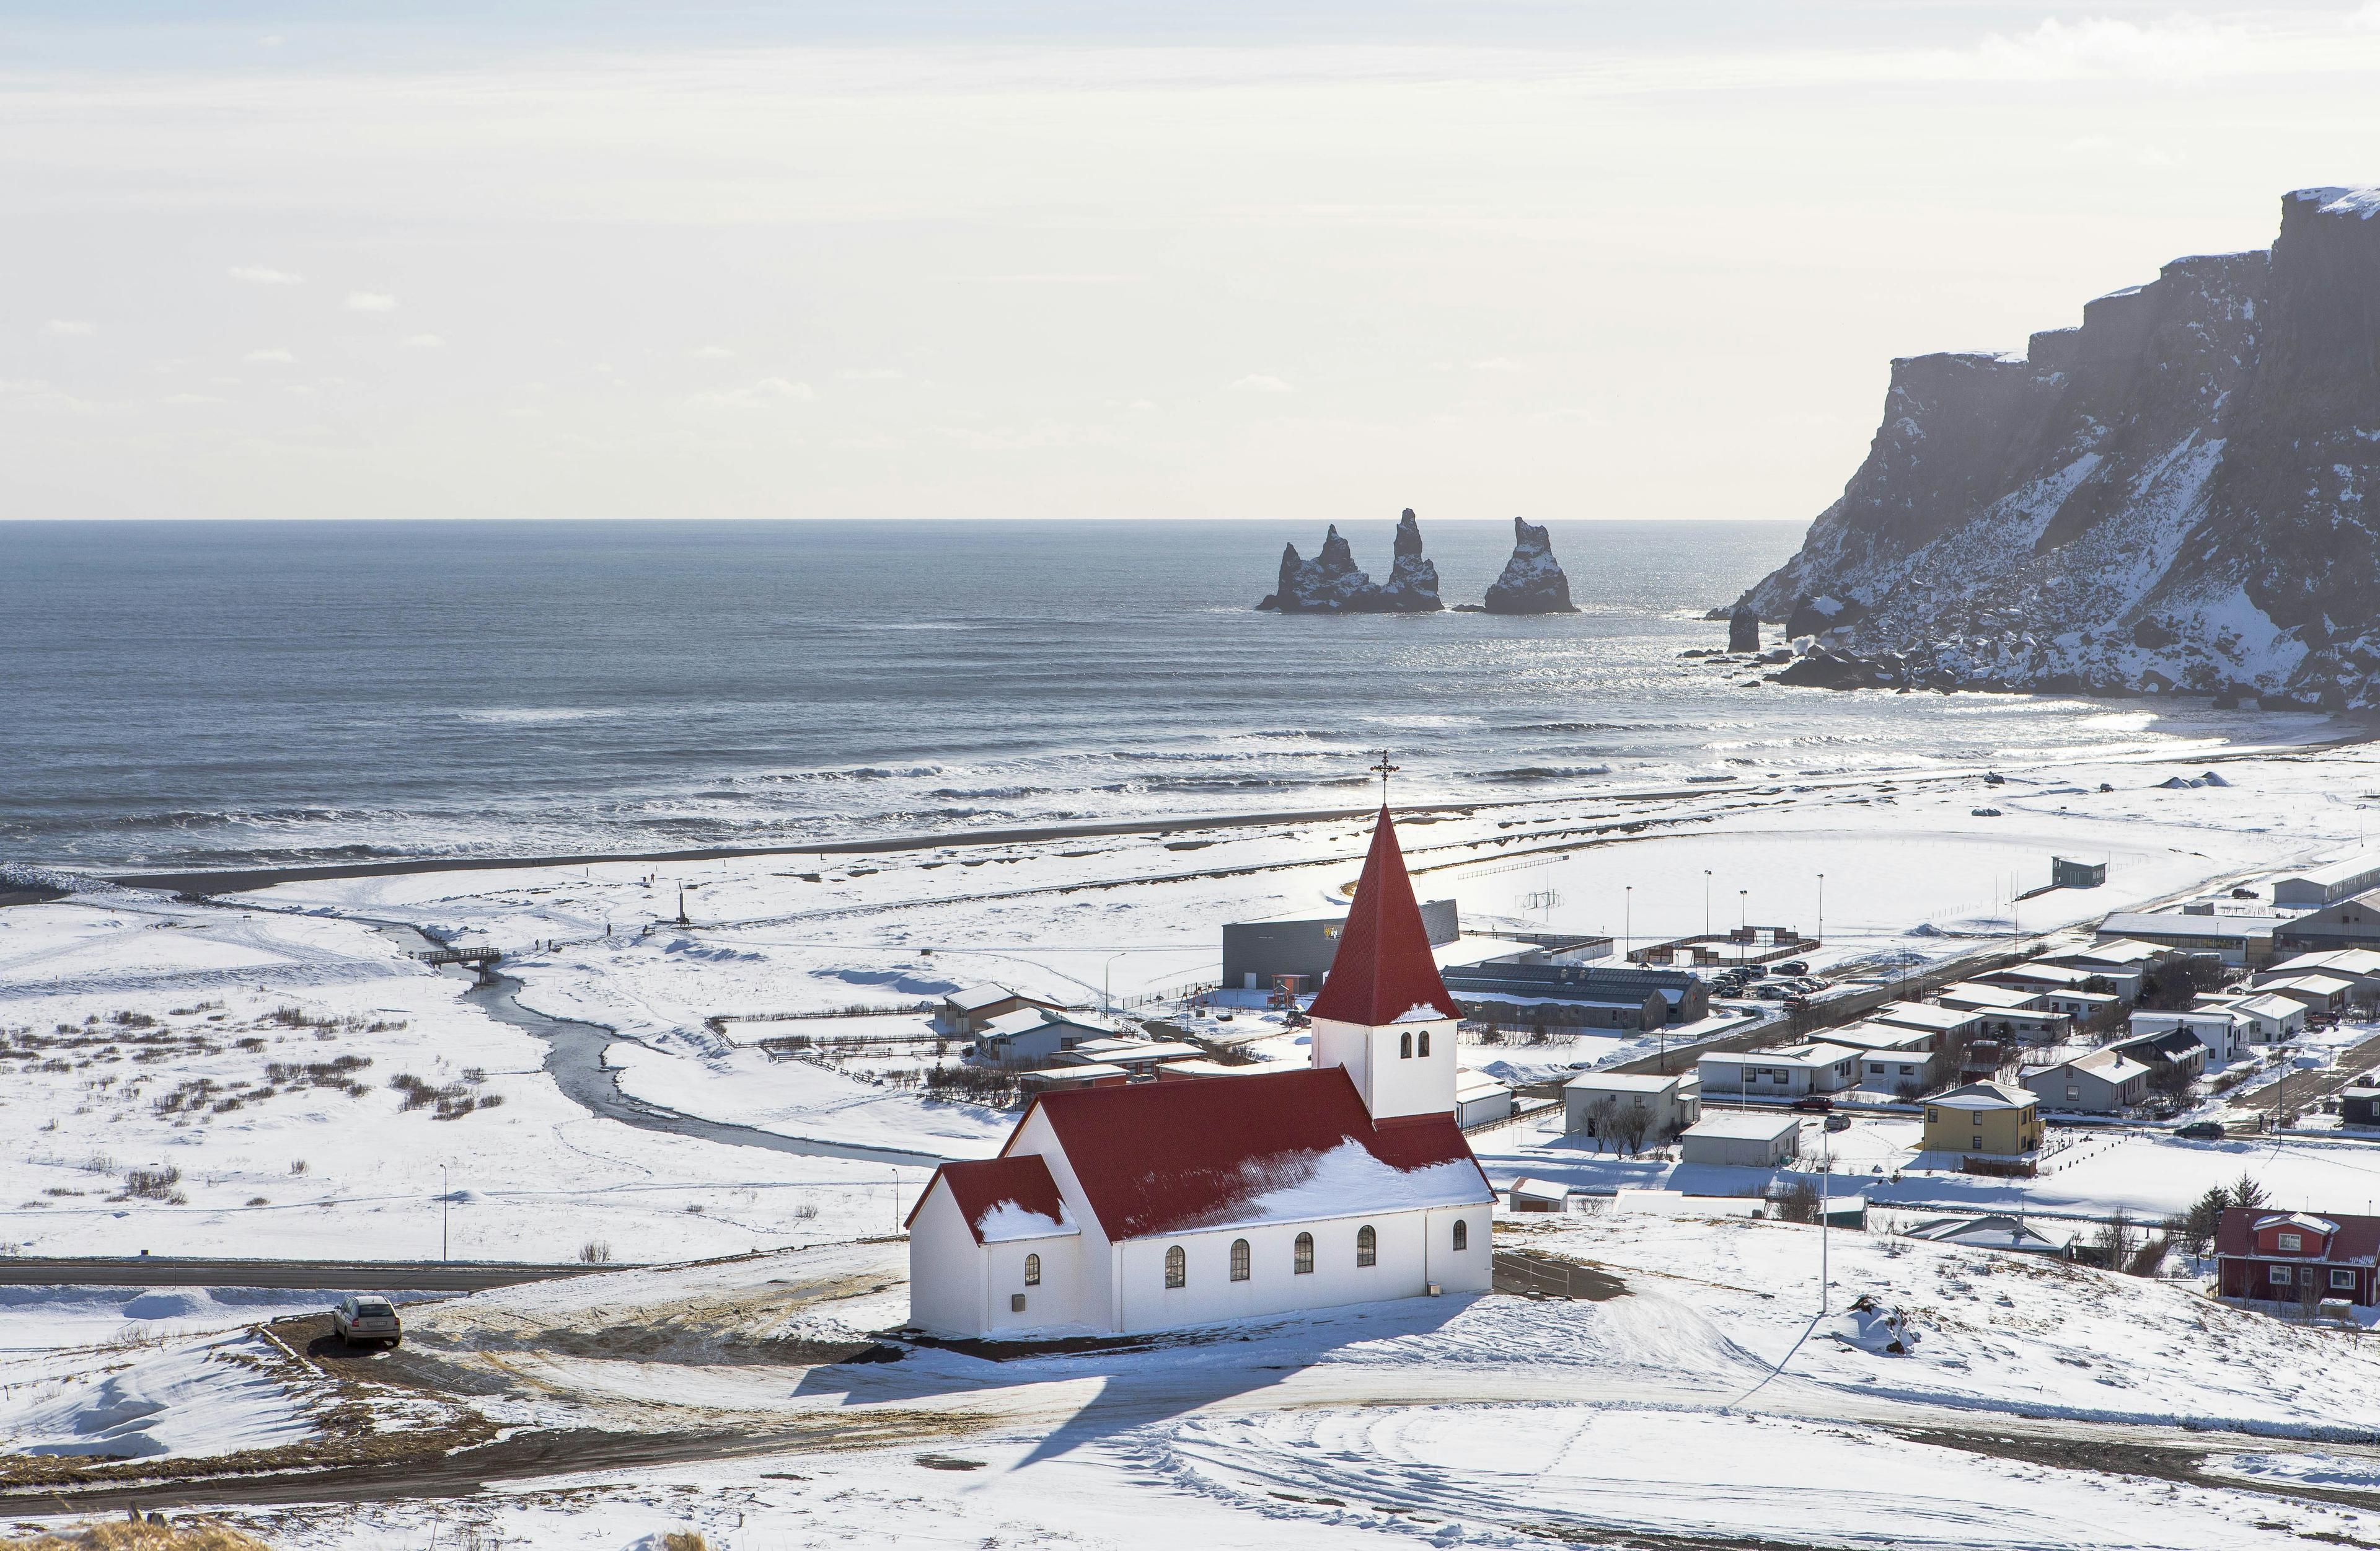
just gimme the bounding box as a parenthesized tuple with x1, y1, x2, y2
(1356, 1224, 1378, 1267)
(1230, 1239, 1251, 1281)
(1417, 1029, 1430, 1057)
(1165, 1245, 1186, 1289)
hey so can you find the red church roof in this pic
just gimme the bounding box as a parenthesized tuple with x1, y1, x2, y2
(1307, 806, 1462, 1026)
(1011, 1066, 1489, 1242)
(906, 1153, 1072, 1244)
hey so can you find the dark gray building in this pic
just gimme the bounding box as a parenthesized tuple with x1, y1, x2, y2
(2052, 857, 2107, 890)
(2275, 889, 2380, 956)
(1221, 898, 1460, 993)
(1439, 957, 1710, 1030)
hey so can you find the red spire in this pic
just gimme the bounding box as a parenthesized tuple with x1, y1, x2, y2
(1308, 807, 1461, 1026)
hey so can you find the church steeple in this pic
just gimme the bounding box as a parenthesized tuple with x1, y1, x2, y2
(1308, 806, 1461, 1120)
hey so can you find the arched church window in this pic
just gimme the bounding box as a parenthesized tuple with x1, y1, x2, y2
(1399, 1032, 1413, 1059)
(1293, 1232, 1314, 1274)
(1024, 1253, 1041, 1286)
(1417, 1029, 1431, 1058)
(1165, 1245, 1186, 1289)
(1452, 1219, 1468, 1252)
(1230, 1239, 1251, 1281)
(1356, 1224, 1378, 1267)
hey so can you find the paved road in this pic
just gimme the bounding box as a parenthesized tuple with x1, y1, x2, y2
(0, 1258, 614, 1291)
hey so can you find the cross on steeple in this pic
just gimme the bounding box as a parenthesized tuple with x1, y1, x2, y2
(1368, 749, 1399, 805)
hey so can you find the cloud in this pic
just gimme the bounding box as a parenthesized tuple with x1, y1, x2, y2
(46, 319, 95, 336)
(164, 393, 227, 405)
(1964, 15, 2242, 81)
(244, 348, 296, 363)
(346, 291, 398, 312)
(1230, 374, 1293, 392)
(1470, 357, 1524, 373)
(2353, 1, 2380, 30)
(839, 367, 904, 380)
(1127, 399, 1158, 411)
(689, 376, 816, 409)
(402, 334, 446, 349)
(229, 265, 303, 285)
(688, 345, 735, 358)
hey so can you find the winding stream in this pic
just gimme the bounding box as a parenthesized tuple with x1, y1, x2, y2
(372, 922, 951, 1170)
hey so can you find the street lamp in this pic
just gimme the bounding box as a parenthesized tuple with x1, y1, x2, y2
(439, 1164, 448, 1263)
(1820, 1120, 1831, 1315)
(1817, 872, 1825, 946)
(1103, 951, 1129, 1015)
(1703, 870, 1712, 940)
(1624, 886, 1632, 963)
(1738, 890, 1748, 966)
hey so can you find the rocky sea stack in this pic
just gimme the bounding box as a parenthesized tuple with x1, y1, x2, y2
(1481, 517, 1578, 614)
(1257, 509, 1444, 612)
(1737, 186, 2380, 709)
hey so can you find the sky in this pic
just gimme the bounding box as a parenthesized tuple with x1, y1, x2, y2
(2, 2, 2378, 523)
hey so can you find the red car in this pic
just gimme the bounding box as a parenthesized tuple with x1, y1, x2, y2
(1791, 1096, 1833, 1113)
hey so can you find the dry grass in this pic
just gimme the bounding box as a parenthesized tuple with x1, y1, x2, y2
(661, 1534, 710, 1551)
(4, 1520, 274, 1550)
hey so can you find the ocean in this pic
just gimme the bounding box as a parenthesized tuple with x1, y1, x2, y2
(0, 518, 2330, 870)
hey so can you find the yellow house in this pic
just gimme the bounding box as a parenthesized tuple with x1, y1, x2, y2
(1922, 1080, 2042, 1156)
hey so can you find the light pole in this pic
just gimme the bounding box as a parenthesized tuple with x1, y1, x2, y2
(439, 1164, 448, 1263)
(1738, 890, 1748, 966)
(1624, 886, 1632, 963)
(1703, 870, 1712, 940)
(1819, 1121, 1831, 1315)
(1102, 951, 1129, 1016)
(1817, 873, 1825, 946)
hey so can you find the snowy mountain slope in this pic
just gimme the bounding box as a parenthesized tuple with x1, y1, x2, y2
(1742, 187, 2380, 708)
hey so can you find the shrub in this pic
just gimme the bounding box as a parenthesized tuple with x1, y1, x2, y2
(662, 1534, 710, 1551)
(289, 1159, 309, 1176)
(579, 1239, 613, 1265)
(793, 1202, 819, 1221)
(123, 1167, 182, 1200)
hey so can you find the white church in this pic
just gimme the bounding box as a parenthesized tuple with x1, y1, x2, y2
(904, 807, 1496, 1337)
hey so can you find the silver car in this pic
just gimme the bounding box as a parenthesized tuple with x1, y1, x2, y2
(332, 1294, 402, 1349)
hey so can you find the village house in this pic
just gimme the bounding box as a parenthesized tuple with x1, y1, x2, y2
(2273, 888, 2380, 958)
(1920, 1080, 2041, 1156)
(1979, 961, 2122, 999)
(1868, 1001, 1984, 1044)
(2253, 973, 2355, 1018)
(1696, 1041, 1858, 1099)
(1057, 1036, 1206, 1076)
(1928, 982, 2073, 1041)
(2110, 1027, 2208, 1085)
(936, 984, 1068, 1036)
(1678, 1111, 1802, 1167)
(2255, 948, 2380, 1001)
(2040, 937, 2167, 978)
(2019, 1047, 2151, 1113)
(1824, 1022, 1937, 1094)
(2037, 988, 2121, 1024)
(2128, 1006, 2246, 1064)
(2341, 1083, 2380, 1128)
(2194, 991, 2308, 1043)
(2270, 854, 2380, 909)
(1454, 1071, 1515, 1128)
(974, 1007, 1121, 1067)
(2215, 1208, 2380, 1308)
(2096, 909, 2283, 968)
(1562, 1069, 1701, 1143)
(904, 808, 1495, 1338)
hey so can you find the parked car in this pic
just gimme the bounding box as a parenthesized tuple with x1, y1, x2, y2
(1754, 985, 1785, 1001)
(1775, 960, 1809, 977)
(2174, 1121, 2226, 1141)
(1823, 1112, 1851, 1132)
(333, 1294, 403, 1349)
(1791, 1095, 1833, 1113)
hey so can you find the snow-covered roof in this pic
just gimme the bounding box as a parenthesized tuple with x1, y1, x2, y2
(1564, 1070, 1686, 1094)
(2254, 1211, 2340, 1237)
(2273, 854, 2380, 888)
(1509, 1176, 1569, 1203)
(1683, 1112, 1801, 1142)
(1308, 808, 1463, 1027)
(1929, 1080, 2036, 1111)
(1903, 1214, 2072, 1253)
(1455, 1071, 1511, 1102)
(2052, 939, 2164, 966)
(2098, 912, 2284, 941)
(1019, 1065, 1491, 1240)
(1825, 1022, 1936, 1053)
(1872, 1001, 1979, 1033)
(1934, 981, 2043, 1010)
(910, 1154, 1078, 1244)
(2260, 974, 2354, 996)
(2275, 949, 2380, 977)
(1017, 1062, 1129, 1082)
(2228, 994, 2309, 1021)
(1986, 962, 2097, 987)
(982, 1006, 1106, 1040)
(1698, 1043, 1853, 1072)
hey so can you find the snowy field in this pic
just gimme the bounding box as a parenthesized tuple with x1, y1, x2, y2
(15, 1215, 2380, 1547)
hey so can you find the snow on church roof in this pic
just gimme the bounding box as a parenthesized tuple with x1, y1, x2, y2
(907, 1154, 1076, 1244)
(1019, 1066, 1491, 1242)
(1308, 807, 1463, 1026)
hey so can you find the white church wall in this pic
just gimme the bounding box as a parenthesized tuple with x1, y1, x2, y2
(906, 1180, 991, 1337)
(1005, 1106, 1121, 1330)
(1309, 1014, 1458, 1121)
(1109, 1203, 1487, 1335)
(981, 1232, 1083, 1337)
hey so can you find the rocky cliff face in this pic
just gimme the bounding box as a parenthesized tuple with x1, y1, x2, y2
(1483, 517, 1577, 614)
(1740, 186, 2380, 709)
(1258, 509, 1445, 612)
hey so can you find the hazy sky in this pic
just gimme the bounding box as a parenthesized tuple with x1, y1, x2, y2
(5, 3, 2378, 523)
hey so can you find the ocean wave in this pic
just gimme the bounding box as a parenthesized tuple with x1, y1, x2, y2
(456, 707, 624, 725)
(1467, 765, 1614, 784)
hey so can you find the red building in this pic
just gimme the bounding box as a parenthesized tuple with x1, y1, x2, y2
(2214, 1208, 2380, 1306)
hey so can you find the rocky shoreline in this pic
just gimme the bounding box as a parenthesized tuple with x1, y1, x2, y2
(1258, 509, 1578, 614)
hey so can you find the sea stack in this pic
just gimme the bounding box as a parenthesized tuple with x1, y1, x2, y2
(1256, 511, 1445, 612)
(1482, 517, 1578, 614)
(1727, 604, 1760, 653)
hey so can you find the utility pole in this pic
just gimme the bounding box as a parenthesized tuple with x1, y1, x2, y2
(1624, 886, 1632, 963)
(892, 1170, 902, 1233)
(1739, 890, 1748, 966)
(439, 1164, 449, 1263)
(1817, 873, 1825, 946)
(1820, 1122, 1831, 1315)
(1703, 870, 1712, 939)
